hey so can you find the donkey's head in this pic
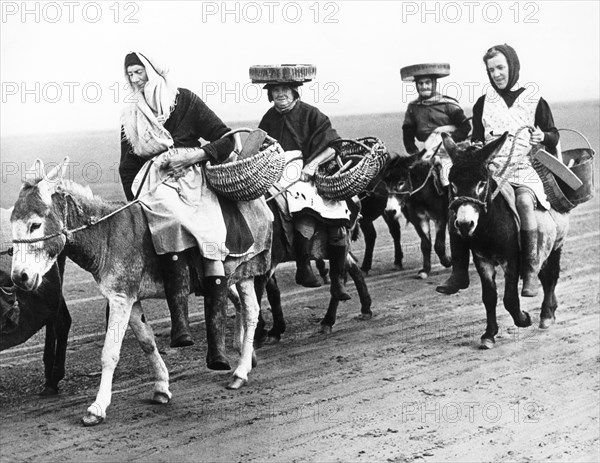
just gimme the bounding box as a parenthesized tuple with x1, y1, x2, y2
(382, 150, 430, 195)
(443, 132, 508, 237)
(11, 158, 70, 291)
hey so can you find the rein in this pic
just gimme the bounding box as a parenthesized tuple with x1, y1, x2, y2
(12, 173, 175, 245)
(449, 126, 532, 213)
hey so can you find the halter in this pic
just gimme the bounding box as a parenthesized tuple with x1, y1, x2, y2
(448, 179, 490, 214)
(12, 172, 176, 245)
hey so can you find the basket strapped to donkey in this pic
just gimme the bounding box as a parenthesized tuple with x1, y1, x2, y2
(532, 128, 596, 213)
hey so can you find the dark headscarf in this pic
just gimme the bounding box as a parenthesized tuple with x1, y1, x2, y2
(484, 43, 524, 107)
(263, 83, 301, 102)
(124, 52, 144, 69)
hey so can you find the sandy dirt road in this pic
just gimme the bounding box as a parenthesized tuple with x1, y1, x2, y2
(0, 197, 598, 462)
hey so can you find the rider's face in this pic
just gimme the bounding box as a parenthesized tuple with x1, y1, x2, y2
(272, 85, 295, 110)
(416, 78, 434, 99)
(486, 54, 509, 90)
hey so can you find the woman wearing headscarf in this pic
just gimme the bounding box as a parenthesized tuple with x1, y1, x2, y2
(257, 81, 352, 301)
(119, 52, 258, 370)
(440, 44, 559, 298)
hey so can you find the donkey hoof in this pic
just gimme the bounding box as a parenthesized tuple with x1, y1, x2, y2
(357, 312, 372, 321)
(319, 324, 333, 334)
(82, 412, 104, 427)
(539, 317, 555, 330)
(479, 338, 495, 350)
(227, 376, 247, 390)
(393, 264, 403, 271)
(38, 385, 59, 397)
(519, 312, 532, 328)
(417, 271, 428, 280)
(252, 352, 258, 368)
(151, 391, 171, 404)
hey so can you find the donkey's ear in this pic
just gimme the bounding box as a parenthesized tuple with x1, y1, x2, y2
(441, 133, 458, 162)
(478, 132, 509, 162)
(45, 157, 70, 183)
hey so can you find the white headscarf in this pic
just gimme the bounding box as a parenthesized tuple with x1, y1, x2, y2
(121, 52, 179, 158)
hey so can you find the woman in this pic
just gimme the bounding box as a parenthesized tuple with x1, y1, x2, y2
(258, 82, 352, 301)
(119, 51, 255, 369)
(469, 43, 559, 297)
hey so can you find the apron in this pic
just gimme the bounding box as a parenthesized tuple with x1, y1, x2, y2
(482, 87, 550, 210)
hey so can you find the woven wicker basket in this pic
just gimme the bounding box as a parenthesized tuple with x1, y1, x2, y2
(204, 128, 285, 201)
(314, 137, 389, 201)
(532, 128, 596, 213)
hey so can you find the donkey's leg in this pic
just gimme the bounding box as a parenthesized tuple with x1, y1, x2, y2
(383, 212, 403, 270)
(229, 284, 244, 354)
(40, 298, 72, 396)
(412, 215, 432, 279)
(473, 256, 499, 349)
(433, 218, 452, 268)
(40, 323, 59, 396)
(265, 274, 285, 343)
(228, 278, 260, 390)
(347, 253, 372, 321)
(359, 219, 377, 274)
(538, 248, 561, 329)
(315, 259, 330, 284)
(503, 259, 532, 329)
(128, 302, 171, 404)
(82, 294, 133, 427)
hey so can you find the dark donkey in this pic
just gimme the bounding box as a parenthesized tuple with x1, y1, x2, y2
(1, 208, 71, 396)
(352, 169, 405, 274)
(382, 150, 452, 279)
(254, 197, 372, 345)
(442, 133, 569, 349)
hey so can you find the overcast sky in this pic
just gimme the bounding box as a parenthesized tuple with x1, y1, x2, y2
(1, 0, 599, 136)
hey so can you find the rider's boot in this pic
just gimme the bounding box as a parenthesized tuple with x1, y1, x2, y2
(521, 229, 539, 297)
(328, 245, 351, 301)
(203, 275, 231, 370)
(436, 232, 470, 295)
(160, 253, 194, 348)
(293, 232, 321, 288)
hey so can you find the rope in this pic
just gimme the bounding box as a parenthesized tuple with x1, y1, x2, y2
(12, 173, 175, 245)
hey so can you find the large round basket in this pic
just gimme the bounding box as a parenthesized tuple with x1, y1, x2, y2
(249, 64, 316, 84)
(314, 137, 389, 201)
(400, 63, 450, 82)
(532, 128, 596, 213)
(204, 128, 285, 201)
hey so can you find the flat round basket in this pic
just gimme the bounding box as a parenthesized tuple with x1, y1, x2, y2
(204, 129, 285, 201)
(400, 63, 450, 82)
(314, 137, 389, 201)
(250, 64, 316, 84)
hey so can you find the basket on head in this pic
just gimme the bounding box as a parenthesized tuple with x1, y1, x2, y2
(204, 128, 285, 201)
(249, 64, 316, 84)
(532, 128, 595, 213)
(314, 137, 390, 201)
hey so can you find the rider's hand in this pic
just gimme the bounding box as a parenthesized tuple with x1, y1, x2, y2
(160, 149, 206, 177)
(301, 162, 317, 181)
(530, 126, 545, 145)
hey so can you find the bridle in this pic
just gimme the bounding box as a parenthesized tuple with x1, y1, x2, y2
(448, 178, 491, 214)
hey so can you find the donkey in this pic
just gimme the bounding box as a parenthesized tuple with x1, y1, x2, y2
(254, 197, 372, 345)
(382, 151, 452, 279)
(1, 239, 71, 396)
(442, 133, 570, 349)
(10, 159, 271, 426)
(353, 171, 404, 274)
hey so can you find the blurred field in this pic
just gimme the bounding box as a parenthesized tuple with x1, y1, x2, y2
(1, 100, 598, 209)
